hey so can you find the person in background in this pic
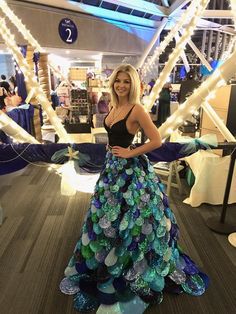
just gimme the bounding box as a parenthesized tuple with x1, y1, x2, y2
(0, 94, 7, 112)
(0, 74, 11, 95)
(97, 92, 110, 114)
(147, 78, 155, 94)
(157, 82, 172, 126)
(146, 78, 158, 125)
(94, 92, 110, 127)
(178, 71, 200, 104)
(56, 81, 71, 107)
(0, 81, 8, 111)
(60, 63, 208, 313)
(4, 94, 23, 111)
(177, 71, 201, 132)
(9, 75, 17, 95)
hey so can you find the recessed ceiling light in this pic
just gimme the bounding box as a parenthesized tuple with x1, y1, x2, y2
(66, 50, 70, 54)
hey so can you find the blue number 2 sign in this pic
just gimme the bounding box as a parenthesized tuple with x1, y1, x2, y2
(58, 18, 78, 44)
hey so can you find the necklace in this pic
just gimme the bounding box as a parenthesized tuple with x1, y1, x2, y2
(109, 106, 125, 127)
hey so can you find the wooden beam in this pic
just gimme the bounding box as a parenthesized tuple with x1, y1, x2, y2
(175, 32, 190, 72)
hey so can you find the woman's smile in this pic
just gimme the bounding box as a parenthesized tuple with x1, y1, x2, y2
(114, 72, 131, 98)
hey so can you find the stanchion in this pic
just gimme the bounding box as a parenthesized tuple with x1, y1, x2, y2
(206, 147, 236, 234)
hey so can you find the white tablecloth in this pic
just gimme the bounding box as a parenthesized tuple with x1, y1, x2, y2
(184, 150, 236, 207)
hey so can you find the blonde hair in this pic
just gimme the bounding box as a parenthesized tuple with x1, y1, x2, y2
(109, 64, 141, 108)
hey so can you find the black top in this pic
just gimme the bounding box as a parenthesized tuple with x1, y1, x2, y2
(104, 106, 135, 148)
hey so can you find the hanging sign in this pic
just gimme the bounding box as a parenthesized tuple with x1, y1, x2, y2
(58, 18, 78, 44)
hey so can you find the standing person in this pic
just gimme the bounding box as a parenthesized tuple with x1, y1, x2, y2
(0, 74, 11, 95)
(147, 78, 155, 94)
(157, 82, 172, 126)
(178, 71, 200, 105)
(9, 75, 18, 95)
(97, 92, 110, 114)
(0, 94, 7, 112)
(0, 84, 8, 111)
(60, 64, 208, 312)
(95, 92, 110, 128)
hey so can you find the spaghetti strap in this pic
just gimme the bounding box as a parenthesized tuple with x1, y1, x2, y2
(104, 106, 113, 119)
(124, 105, 135, 120)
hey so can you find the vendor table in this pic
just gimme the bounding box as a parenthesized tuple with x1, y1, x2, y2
(184, 150, 236, 207)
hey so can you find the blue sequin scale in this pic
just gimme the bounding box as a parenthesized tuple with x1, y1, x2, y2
(60, 152, 208, 312)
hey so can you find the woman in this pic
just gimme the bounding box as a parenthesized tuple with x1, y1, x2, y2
(97, 92, 110, 114)
(0, 94, 7, 112)
(60, 64, 208, 312)
(0, 88, 7, 112)
(157, 82, 172, 126)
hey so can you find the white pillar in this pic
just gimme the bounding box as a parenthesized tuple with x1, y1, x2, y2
(175, 32, 190, 73)
(135, 17, 168, 69)
(179, 29, 212, 71)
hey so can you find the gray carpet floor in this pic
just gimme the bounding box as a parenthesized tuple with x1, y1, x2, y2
(0, 165, 235, 314)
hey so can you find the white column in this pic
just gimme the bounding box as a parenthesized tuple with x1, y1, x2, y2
(179, 29, 212, 71)
(135, 17, 168, 69)
(175, 32, 190, 72)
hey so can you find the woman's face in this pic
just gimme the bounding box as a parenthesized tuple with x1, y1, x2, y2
(113, 72, 131, 99)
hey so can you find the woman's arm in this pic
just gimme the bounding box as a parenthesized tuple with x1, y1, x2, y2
(112, 104, 162, 158)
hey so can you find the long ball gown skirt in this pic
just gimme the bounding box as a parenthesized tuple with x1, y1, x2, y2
(60, 151, 209, 312)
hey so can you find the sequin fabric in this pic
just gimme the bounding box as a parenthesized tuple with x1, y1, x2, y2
(60, 151, 209, 312)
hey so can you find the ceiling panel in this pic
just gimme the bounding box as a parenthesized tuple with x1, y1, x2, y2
(3, 0, 235, 64)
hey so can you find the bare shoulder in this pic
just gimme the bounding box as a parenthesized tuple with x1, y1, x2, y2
(132, 103, 146, 115)
(132, 103, 149, 119)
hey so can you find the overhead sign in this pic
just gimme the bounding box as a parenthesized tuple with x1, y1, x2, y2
(58, 18, 78, 44)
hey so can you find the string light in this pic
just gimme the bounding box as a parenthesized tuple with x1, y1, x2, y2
(158, 52, 236, 140)
(0, 0, 71, 87)
(0, 18, 72, 143)
(0, 110, 39, 143)
(167, 128, 173, 134)
(0, 0, 42, 51)
(176, 117, 184, 124)
(144, 0, 210, 112)
(157, 0, 236, 141)
(0, 0, 235, 145)
(141, 0, 201, 77)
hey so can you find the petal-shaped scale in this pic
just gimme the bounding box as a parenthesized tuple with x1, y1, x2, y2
(105, 248, 118, 267)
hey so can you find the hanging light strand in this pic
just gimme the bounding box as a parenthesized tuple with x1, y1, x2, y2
(145, 0, 210, 112)
(0, 0, 42, 51)
(141, 0, 200, 78)
(0, 18, 72, 143)
(0, 109, 39, 143)
(159, 51, 236, 140)
(0, 0, 71, 86)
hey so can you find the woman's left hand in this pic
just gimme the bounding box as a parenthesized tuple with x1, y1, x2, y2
(111, 146, 132, 158)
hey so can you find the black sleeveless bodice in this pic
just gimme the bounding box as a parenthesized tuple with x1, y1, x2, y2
(104, 106, 135, 148)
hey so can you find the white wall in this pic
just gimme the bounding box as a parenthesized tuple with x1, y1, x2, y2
(2, 1, 155, 56)
(0, 54, 15, 79)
